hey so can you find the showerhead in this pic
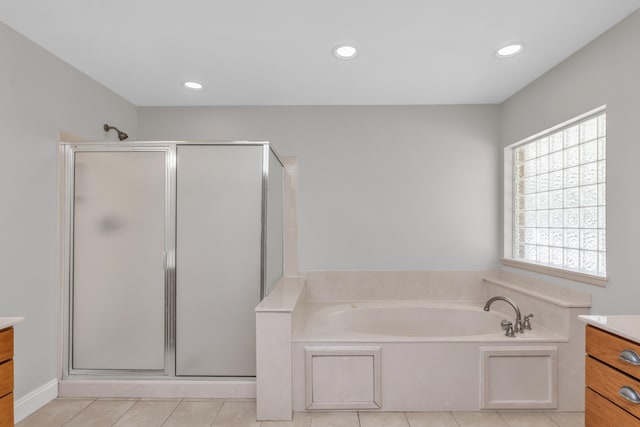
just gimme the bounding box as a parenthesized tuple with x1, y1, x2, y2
(103, 124, 129, 141)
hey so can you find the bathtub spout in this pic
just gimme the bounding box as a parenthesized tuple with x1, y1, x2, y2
(484, 296, 523, 333)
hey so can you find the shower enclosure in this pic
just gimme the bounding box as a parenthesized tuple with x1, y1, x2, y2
(61, 141, 284, 379)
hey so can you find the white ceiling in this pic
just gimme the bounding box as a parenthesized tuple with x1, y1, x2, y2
(1, 1, 639, 106)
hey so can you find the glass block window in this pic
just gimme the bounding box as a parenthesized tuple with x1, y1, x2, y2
(512, 111, 606, 276)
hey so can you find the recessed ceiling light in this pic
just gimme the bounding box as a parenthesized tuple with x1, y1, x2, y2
(496, 43, 524, 58)
(183, 81, 204, 90)
(333, 44, 358, 60)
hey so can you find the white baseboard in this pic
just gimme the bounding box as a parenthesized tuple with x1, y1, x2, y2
(14, 379, 59, 423)
(58, 379, 256, 399)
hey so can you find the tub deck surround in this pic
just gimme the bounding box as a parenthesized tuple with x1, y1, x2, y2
(255, 277, 306, 421)
(255, 270, 591, 418)
(482, 271, 590, 340)
(482, 270, 592, 308)
(255, 277, 306, 313)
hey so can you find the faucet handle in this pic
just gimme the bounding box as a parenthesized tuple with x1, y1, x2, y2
(501, 320, 515, 337)
(523, 313, 534, 330)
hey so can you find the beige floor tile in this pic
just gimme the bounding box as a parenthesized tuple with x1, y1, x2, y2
(162, 400, 223, 427)
(309, 412, 359, 427)
(261, 412, 312, 427)
(498, 412, 557, 427)
(545, 412, 585, 427)
(96, 397, 139, 401)
(139, 398, 183, 401)
(405, 412, 459, 427)
(359, 411, 409, 427)
(17, 398, 94, 427)
(453, 411, 509, 427)
(112, 400, 180, 427)
(64, 399, 137, 427)
(212, 400, 261, 427)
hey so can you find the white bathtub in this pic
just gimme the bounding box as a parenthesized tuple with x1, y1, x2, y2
(294, 301, 557, 342)
(256, 274, 590, 419)
(291, 300, 576, 412)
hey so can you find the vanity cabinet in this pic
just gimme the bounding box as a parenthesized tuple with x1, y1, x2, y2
(585, 325, 640, 426)
(0, 327, 14, 427)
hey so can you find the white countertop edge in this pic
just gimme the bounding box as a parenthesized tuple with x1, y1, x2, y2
(0, 317, 25, 330)
(292, 334, 569, 344)
(578, 314, 640, 343)
(255, 277, 306, 313)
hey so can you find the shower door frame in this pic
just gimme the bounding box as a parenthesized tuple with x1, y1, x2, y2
(61, 143, 177, 378)
(60, 141, 282, 380)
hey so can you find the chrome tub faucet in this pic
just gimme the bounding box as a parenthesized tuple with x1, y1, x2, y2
(484, 296, 524, 335)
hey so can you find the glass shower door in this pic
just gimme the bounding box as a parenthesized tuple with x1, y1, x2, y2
(71, 149, 168, 371)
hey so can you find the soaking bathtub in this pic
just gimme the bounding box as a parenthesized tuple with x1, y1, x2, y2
(294, 301, 557, 341)
(290, 300, 577, 412)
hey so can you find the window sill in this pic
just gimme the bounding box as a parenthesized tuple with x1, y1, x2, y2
(501, 258, 608, 287)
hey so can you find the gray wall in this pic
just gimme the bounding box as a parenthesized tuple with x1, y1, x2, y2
(0, 21, 137, 399)
(139, 106, 500, 271)
(499, 10, 640, 314)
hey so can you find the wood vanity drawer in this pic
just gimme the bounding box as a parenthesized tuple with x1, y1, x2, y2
(0, 328, 12, 363)
(587, 325, 640, 379)
(0, 361, 12, 398)
(0, 392, 12, 427)
(586, 387, 640, 427)
(586, 356, 640, 418)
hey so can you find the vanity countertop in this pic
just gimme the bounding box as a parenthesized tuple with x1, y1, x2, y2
(578, 315, 640, 343)
(0, 317, 24, 330)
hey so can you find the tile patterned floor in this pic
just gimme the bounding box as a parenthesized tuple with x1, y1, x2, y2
(16, 398, 585, 427)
